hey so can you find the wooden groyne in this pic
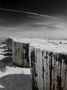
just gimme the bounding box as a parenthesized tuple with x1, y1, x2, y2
(30, 43, 67, 90)
(7, 37, 67, 90)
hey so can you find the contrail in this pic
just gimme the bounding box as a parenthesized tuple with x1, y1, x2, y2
(0, 8, 63, 21)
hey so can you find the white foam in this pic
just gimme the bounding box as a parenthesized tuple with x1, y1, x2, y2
(0, 84, 4, 88)
(0, 44, 7, 48)
(0, 55, 7, 60)
(0, 66, 31, 78)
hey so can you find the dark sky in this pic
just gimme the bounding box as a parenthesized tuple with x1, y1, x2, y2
(0, 0, 67, 16)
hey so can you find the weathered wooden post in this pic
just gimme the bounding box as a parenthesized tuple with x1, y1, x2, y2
(29, 44, 43, 90)
(6, 38, 12, 50)
(29, 42, 67, 90)
(12, 39, 30, 67)
(10, 37, 67, 90)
